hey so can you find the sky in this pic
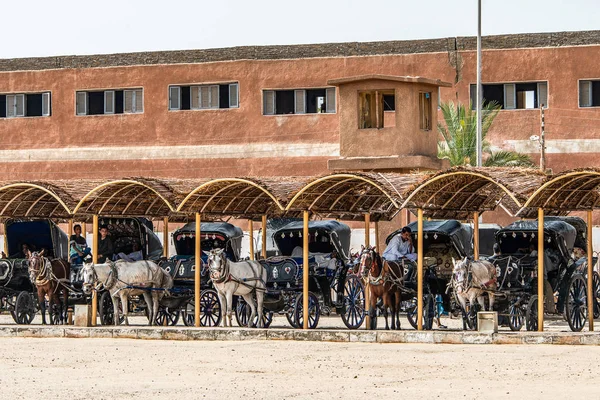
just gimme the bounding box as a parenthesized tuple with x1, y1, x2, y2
(2, 0, 599, 58)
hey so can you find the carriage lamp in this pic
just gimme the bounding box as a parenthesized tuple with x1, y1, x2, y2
(512, 233, 517, 238)
(523, 232, 527, 238)
(424, 233, 428, 239)
(433, 233, 438, 240)
(299, 232, 302, 238)
(281, 233, 285, 238)
(290, 232, 294, 238)
(532, 233, 535, 238)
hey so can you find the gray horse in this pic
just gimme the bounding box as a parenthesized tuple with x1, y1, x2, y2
(81, 260, 173, 326)
(205, 249, 267, 328)
(452, 257, 497, 322)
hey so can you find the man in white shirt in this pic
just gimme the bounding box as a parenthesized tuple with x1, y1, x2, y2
(382, 226, 417, 262)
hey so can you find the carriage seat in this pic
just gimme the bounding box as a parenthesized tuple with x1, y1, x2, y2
(113, 237, 141, 258)
(425, 245, 458, 280)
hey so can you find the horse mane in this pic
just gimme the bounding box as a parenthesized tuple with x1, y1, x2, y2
(374, 250, 383, 271)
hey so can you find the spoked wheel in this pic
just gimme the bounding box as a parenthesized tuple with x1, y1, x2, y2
(294, 292, 320, 329)
(182, 298, 195, 327)
(98, 291, 124, 325)
(508, 301, 524, 331)
(235, 296, 273, 328)
(407, 294, 434, 330)
(285, 299, 299, 328)
(526, 295, 538, 331)
(182, 289, 222, 327)
(14, 291, 36, 325)
(155, 306, 180, 326)
(340, 275, 366, 329)
(593, 271, 600, 319)
(565, 274, 587, 332)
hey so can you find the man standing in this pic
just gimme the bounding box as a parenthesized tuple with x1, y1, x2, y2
(69, 224, 91, 265)
(97, 225, 114, 263)
(382, 226, 417, 262)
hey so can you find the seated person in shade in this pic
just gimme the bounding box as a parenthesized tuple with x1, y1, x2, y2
(117, 242, 143, 262)
(382, 226, 417, 262)
(69, 224, 91, 265)
(20, 243, 34, 259)
(97, 225, 114, 263)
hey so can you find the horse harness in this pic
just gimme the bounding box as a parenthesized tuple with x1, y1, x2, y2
(29, 255, 69, 292)
(209, 254, 266, 292)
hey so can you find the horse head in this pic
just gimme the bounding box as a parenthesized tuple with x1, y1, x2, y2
(359, 246, 379, 278)
(452, 256, 470, 294)
(81, 262, 99, 295)
(27, 249, 46, 283)
(205, 248, 227, 281)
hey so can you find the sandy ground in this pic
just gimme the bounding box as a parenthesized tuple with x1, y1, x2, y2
(0, 337, 598, 400)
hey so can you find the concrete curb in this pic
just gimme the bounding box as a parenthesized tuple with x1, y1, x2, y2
(3, 325, 600, 345)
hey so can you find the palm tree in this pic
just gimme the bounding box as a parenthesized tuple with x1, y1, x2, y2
(437, 101, 534, 167)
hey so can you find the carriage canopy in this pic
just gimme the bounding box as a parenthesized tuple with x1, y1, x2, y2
(5, 219, 69, 260)
(495, 219, 577, 257)
(99, 217, 163, 261)
(273, 220, 351, 261)
(172, 222, 243, 261)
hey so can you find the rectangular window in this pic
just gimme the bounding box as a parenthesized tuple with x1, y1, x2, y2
(76, 88, 140, 115)
(470, 81, 548, 109)
(262, 88, 336, 115)
(169, 83, 238, 111)
(419, 92, 432, 131)
(359, 90, 394, 129)
(1, 92, 50, 119)
(579, 80, 600, 107)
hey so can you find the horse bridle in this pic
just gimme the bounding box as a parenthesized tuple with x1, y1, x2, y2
(28, 252, 51, 286)
(83, 262, 119, 292)
(208, 252, 230, 284)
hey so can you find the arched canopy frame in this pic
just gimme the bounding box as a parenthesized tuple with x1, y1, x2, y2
(0, 182, 75, 219)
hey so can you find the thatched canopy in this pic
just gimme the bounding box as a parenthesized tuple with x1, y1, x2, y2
(175, 177, 298, 220)
(0, 181, 76, 219)
(518, 168, 600, 218)
(285, 173, 423, 221)
(73, 178, 177, 220)
(401, 167, 546, 220)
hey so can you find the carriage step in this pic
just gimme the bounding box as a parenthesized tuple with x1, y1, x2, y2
(477, 311, 498, 334)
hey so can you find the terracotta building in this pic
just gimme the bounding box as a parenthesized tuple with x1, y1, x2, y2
(0, 30, 599, 183)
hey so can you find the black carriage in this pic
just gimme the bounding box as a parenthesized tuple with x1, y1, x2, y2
(160, 221, 243, 327)
(257, 220, 365, 329)
(0, 218, 69, 324)
(386, 220, 474, 330)
(491, 217, 592, 332)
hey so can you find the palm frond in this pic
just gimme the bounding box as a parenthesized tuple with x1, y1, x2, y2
(483, 150, 535, 167)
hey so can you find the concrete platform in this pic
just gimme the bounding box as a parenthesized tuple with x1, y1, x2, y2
(2, 325, 600, 345)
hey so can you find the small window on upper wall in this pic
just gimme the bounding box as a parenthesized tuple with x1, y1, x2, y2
(76, 88, 143, 115)
(169, 83, 239, 111)
(470, 82, 548, 109)
(579, 80, 600, 107)
(0, 92, 51, 118)
(358, 90, 394, 129)
(263, 88, 335, 115)
(419, 92, 432, 131)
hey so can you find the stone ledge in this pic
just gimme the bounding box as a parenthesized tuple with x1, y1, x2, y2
(1, 325, 600, 345)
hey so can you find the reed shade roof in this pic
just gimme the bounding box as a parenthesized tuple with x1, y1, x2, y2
(285, 173, 424, 221)
(0, 181, 77, 219)
(518, 169, 600, 218)
(402, 167, 546, 220)
(175, 177, 302, 220)
(72, 178, 178, 220)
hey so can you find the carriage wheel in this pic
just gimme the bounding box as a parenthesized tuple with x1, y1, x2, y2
(98, 291, 124, 325)
(182, 298, 195, 327)
(155, 306, 180, 326)
(406, 294, 434, 330)
(235, 297, 273, 328)
(526, 295, 538, 331)
(285, 298, 299, 328)
(14, 291, 36, 325)
(508, 301, 524, 331)
(340, 275, 366, 329)
(294, 292, 320, 329)
(182, 289, 222, 327)
(593, 271, 600, 319)
(565, 274, 587, 332)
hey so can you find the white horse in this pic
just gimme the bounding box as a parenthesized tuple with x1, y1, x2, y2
(81, 260, 173, 326)
(205, 249, 267, 328)
(452, 257, 497, 321)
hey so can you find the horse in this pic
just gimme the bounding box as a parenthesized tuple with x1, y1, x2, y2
(452, 257, 497, 327)
(359, 246, 403, 330)
(205, 248, 267, 328)
(27, 249, 70, 325)
(81, 260, 173, 326)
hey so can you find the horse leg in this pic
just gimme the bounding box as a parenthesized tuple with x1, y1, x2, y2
(39, 290, 47, 325)
(395, 292, 402, 330)
(242, 293, 256, 327)
(488, 291, 495, 312)
(121, 294, 131, 326)
(111, 293, 121, 326)
(255, 290, 265, 328)
(217, 291, 227, 327)
(457, 294, 468, 330)
(368, 290, 377, 330)
(226, 290, 234, 327)
(142, 292, 154, 326)
(152, 292, 160, 327)
(382, 294, 390, 330)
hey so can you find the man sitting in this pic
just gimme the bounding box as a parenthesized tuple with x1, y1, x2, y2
(383, 226, 417, 262)
(97, 225, 114, 263)
(70, 224, 91, 265)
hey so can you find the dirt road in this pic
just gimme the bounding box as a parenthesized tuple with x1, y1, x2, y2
(0, 337, 597, 399)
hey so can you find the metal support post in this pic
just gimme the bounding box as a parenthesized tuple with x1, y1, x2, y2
(537, 208, 544, 332)
(473, 212, 480, 260)
(195, 213, 201, 327)
(417, 208, 424, 330)
(91, 215, 98, 326)
(303, 211, 309, 329)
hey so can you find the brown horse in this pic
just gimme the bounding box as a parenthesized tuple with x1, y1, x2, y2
(360, 246, 403, 330)
(28, 250, 70, 325)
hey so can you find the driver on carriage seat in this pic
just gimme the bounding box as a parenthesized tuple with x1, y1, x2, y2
(382, 226, 417, 262)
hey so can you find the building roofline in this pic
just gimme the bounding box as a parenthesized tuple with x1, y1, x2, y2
(327, 74, 452, 87)
(1, 30, 600, 72)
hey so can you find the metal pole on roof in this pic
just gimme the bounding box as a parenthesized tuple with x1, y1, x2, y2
(261, 215, 267, 259)
(473, 212, 480, 260)
(163, 217, 169, 259)
(91, 214, 98, 326)
(303, 211, 309, 329)
(476, 0, 483, 167)
(195, 213, 201, 327)
(587, 210, 594, 331)
(374, 221, 380, 252)
(68, 219, 74, 236)
(537, 208, 544, 332)
(417, 208, 424, 330)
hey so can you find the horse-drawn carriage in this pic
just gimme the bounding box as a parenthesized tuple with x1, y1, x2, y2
(0, 218, 69, 324)
(159, 221, 243, 327)
(490, 217, 596, 332)
(255, 220, 365, 329)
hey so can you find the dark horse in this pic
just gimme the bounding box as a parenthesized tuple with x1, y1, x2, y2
(360, 246, 403, 330)
(28, 250, 70, 324)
